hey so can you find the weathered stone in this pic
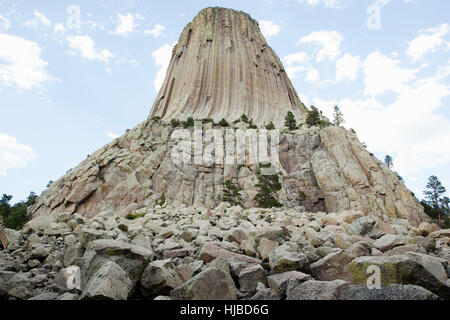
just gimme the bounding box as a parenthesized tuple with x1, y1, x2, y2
(170, 268, 237, 300)
(238, 264, 267, 293)
(373, 234, 408, 252)
(348, 216, 377, 236)
(250, 288, 281, 300)
(80, 261, 132, 300)
(267, 271, 312, 295)
(310, 250, 355, 281)
(287, 279, 348, 300)
(141, 260, 183, 297)
(269, 248, 309, 273)
(0, 228, 21, 250)
(78, 228, 115, 248)
(258, 238, 279, 261)
(345, 255, 450, 299)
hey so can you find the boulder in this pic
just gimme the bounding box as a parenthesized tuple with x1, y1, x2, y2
(373, 234, 408, 252)
(267, 271, 312, 296)
(269, 248, 309, 273)
(345, 255, 450, 299)
(337, 284, 439, 300)
(250, 288, 281, 300)
(310, 250, 355, 281)
(258, 238, 279, 260)
(80, 261, 132, 300)
(287, 279, 347, 300)
(0, 228, 21, 250)
(238, 264, 267, 293)
(348, 216, 377, 236)
(140, 260, 183, 297)
(170, 268, 237, 300)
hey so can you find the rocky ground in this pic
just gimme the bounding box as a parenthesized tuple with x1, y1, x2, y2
(1, 204, 449, 300)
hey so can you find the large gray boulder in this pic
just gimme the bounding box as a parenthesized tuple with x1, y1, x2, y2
(0, 228, 21, 250)
(80, 261, 132, 300)
(140, 259, 183, 297)
(345, 255, 450, 299)
(267, 271, 312, 296)
(81, 239, 153, 290)
(170, 268, 237, 300)
(310, 250, 355, 281)
(287, 279, 348, 300)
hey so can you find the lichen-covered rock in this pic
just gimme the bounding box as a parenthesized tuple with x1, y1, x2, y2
(345, 255, 450, 299)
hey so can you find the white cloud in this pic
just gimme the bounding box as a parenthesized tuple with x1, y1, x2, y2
(24, 11, 51, 29)
(152, 43, 174, 91)
(306, 68, 320, 83)
(106, 132, 120, 139)
(283, 52, 309, 78)
(0, 33, 51, 91)
(0, 133, 36, 175)
(111, 13, 143, 36)
(407, 23, 449, 61)
(284, 52, 309, 65)
(53, 23, 67, 34)
(363, 51, 417, 96)
(259, 20, 281, 40)
(66, 35, 114, 64)
(144, 24, 165, 38)
(299, 30, 343, 62)
(336, 53, 362, 82)
(295, 0, 344, 9)
(315, 60, 450, 178)
(0, 15, 10, 31)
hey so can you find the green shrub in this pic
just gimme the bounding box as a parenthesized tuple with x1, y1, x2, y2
(151, 116, 161, 122)
(222, 180, 243, 207)
(203, 118, 215, 124)
(265, 121, 275, 130)
(297, 191, 307, 204)
(182, 117, 195, 128)
(218, 118, 230, 127)
(284, 111, 298, 130)
(0, 192, 37, 230)
(306, 106, 321, 127)
(171, 119, 181, 127)
(255, 171, 283, 208)
(125, 212, 146, 220)
(156, 193, 166, 207)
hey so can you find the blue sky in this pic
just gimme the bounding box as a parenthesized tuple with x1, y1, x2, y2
(0, 0, 449, 203)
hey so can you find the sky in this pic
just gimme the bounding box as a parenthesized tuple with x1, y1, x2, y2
(0, 0, 449, 203)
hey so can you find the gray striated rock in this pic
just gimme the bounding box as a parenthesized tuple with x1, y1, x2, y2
(170, 268, 237, 300)
(80, 261, 132, 300)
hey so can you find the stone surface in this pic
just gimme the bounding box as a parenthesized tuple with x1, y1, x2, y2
(267, 271, 312, 295)
(1, 228, 21, 250)
(345, 255, 450, 299)
(170, 268, 237, 300)
(80, 261, 133, 300)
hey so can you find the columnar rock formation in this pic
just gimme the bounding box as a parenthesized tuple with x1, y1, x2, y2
(149, 7, 307, 126)
(28, 7, 428, 227)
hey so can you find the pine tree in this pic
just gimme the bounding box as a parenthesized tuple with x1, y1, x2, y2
(332, 105, 345, 126)
(384, 155, 393, 169)
(424, 175, 446, 226)
(306, 106, 321, 127)
(284, 111, 298, 130)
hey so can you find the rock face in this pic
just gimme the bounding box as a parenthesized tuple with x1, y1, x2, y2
(27, 7, 427, 228)
(149, 7, 307, 127)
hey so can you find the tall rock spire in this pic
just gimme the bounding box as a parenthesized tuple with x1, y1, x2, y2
(150, 7, 307, 127)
